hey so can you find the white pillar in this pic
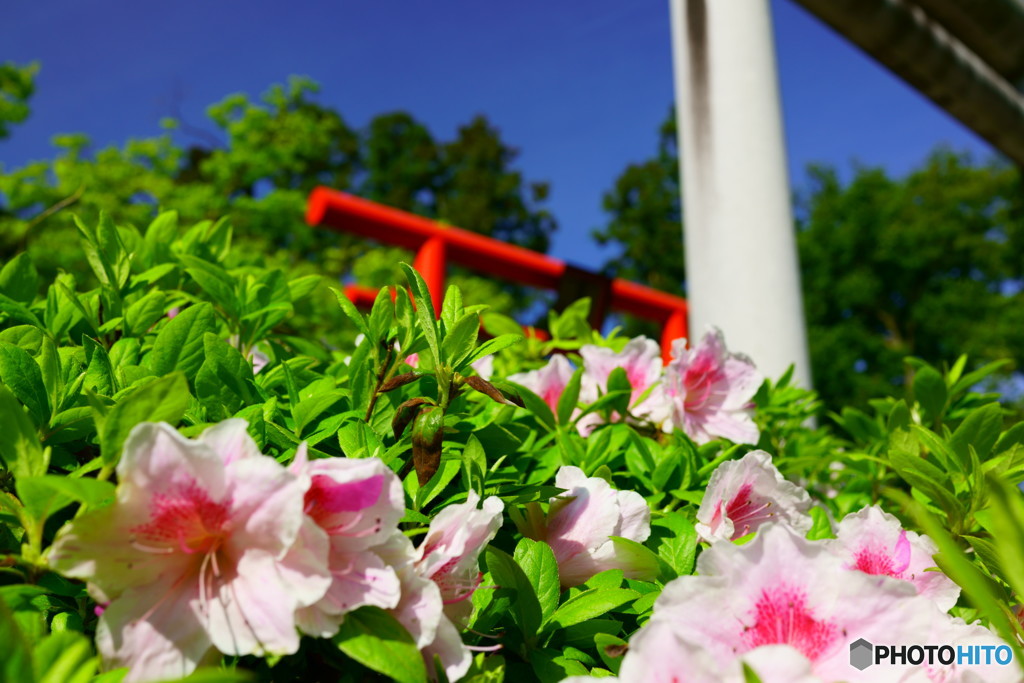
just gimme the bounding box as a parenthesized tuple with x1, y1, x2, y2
(669, 0, 812, 388)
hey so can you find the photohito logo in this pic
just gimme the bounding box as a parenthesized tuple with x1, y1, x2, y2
(849, 638, 1014, 670)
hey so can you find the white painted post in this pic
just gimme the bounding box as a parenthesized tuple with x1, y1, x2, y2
(669, 0, 812, 388)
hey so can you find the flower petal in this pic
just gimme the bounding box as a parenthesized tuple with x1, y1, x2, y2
(95, 576, 211, 682)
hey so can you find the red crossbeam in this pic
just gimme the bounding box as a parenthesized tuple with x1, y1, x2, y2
(307, 187, 688, 362)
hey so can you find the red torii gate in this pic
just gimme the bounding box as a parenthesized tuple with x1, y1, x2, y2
(306, 187, 688, 363)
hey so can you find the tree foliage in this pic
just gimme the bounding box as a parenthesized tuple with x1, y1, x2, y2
(0, 60, 36, 140)
(0, 69, 556, 333)
(797, 153, 1024, 407)
(598, 108, 1024, 410)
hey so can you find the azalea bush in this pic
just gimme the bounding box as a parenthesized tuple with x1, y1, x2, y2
(1, 211, 1024, 683)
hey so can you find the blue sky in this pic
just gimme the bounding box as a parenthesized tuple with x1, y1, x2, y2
(1, 0, 996, 270)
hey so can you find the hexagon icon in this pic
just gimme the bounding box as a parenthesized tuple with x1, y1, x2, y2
(850, 638, 874, 671)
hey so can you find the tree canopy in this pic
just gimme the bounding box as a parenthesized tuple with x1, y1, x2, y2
(597, 108, 1024, 410)
(0, 68, 555, 329)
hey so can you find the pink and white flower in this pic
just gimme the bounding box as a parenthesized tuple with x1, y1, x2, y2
(908, 616, 1022, 682)
(602, 620, 820, 683)
(696, 449, 812, 543)
(652, 524, 959, 682)
(518, 466, 654, 587)
(827, 506, 960, 613)
(288, 447, 406, 637)
(579, 336, 665, 421)
(386, 492, 504, 681)
(48, 420, 331, 683)
(509, 355, 576, 416)
(661, 327, 763, 445)
(578, 525, 1017, 682)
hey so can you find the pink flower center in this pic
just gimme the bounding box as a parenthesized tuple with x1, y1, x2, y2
(710, 483, 775, 539)
(541, 383, 565, 413)
(682, 352, 723, 412)
(619, 361, 650, 397)
(742, 586, 839, 662)
(852, 531, 911, 578)
(131, 480, 231, 555)
(429, 557, 482, 605)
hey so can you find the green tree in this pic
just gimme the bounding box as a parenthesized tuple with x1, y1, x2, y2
(438, 115, 556, 253)
(598, 109, 1024, 410)
(0, 61, 37, 140)
(0, 71, 555, 331)
(797, 152, 1024, 407)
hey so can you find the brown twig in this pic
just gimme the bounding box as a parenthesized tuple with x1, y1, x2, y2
(21, 184, 86, 248)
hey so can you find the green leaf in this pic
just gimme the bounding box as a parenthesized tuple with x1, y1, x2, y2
(465, 333, 523, 366)
(195, 335, 258, 419)
(440, 283, 463, 333)
(0, 341, 50, 425)
(949, 360, 1011, 397)
(333, 607, 427, 683)
(287, 274, 321, 302)
(481, 311, 523, 338)
(986, 477, 1024, 602)
(180, 256, 239, 320)
(330, 287, 370, 338)
(836, 406, 883, 443)
(544, 587, 638, 632)
(557, 367, 583, 427)
(888, 450, 963, 519)
(594, 633, 628, 675)
(414, 457, 461, 509)
(528, 649, 589, 683)
(511, 384, 557, 432)
(912, 366, 947, 423)
(605, 536, 663, 582)
(887, 399, 911, 433)
(47, 278, 89, 342)
(806, 506, 835, 540)
(33, 630, 98, 683)
(99, 373, 190, 467)
(0, 598, 33, 683)
(292, 388, 347, 436)
(0, 292, 43, 328)
(650, 512, 697, 575)
(82, 337, 114, 397)
(951, 403, 1003, 464)
(141, 211, 179, 267)
(994, 422, 1024, 456)
(0, 326, 42, 355)
(75, 213, 130, 291)
(441, 311, 480, 369)
(484, 545, 543, 638)
(606, 366, 632, 413)
(0, 253, 39, 304)
(147, 303, 217, 381)
(16, 475, 114, 524)
(742, 662, 765, 683)
(514, 538, 561, 623)
(460, 434, 488, 495)
(399, 263, 440, 367)
(123, 290, 167, 338)
(0, 384, 46, 478)
(909, 425, 961, 474)
(367, 287, 394, 347)
(38, 335, 61, 414)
